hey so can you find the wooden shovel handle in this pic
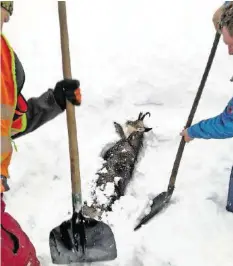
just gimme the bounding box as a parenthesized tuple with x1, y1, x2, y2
(58, 2, 82, 200)
(168, 32, 221, 190)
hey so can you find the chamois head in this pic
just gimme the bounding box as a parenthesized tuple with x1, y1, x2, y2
(125, 112, 152, 135)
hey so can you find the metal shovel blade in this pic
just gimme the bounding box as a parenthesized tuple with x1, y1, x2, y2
(49, 214, 117, 264)
(134, 188, 173, 231)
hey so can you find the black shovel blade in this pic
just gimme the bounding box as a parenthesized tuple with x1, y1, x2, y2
(49, 215, 117, 264)
(134, 187, 174, 231)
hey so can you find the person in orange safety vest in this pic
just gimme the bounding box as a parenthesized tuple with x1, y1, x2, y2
(1, 2, 81, 265)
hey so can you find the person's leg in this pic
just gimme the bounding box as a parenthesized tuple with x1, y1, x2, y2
(226, 166, 233, 213)
(1, 196, 40, 266)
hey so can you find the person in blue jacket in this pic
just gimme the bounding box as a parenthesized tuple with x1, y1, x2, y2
(181, 2, 233, 213)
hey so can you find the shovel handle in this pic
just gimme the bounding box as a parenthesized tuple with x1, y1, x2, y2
(58, 2, 82, 210)
(168, 32, 221, 190)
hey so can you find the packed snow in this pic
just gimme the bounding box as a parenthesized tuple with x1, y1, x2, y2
(3, 0, 233, 265)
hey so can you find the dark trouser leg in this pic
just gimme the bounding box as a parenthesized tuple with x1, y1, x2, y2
(226, 166, 233, 213)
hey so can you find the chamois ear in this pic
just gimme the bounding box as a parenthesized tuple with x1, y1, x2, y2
(144, 127, 152, 132)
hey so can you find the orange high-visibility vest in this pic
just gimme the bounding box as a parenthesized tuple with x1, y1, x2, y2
(1, 34, 27, 192)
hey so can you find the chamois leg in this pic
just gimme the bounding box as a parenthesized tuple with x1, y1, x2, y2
(114, 122, 126, 139)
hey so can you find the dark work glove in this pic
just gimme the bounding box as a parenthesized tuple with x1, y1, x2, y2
(53, 79, 81, 110)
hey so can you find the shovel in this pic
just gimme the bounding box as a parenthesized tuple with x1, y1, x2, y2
(49, 2, 117, 264)
(134, 31, 221, 231)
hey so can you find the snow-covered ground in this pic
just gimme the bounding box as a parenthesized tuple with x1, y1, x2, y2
(3, 0, 233, 265)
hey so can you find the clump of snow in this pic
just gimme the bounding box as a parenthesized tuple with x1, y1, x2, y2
(104, 182, 115, 197)
(95, 182, 115, 206)
(98, 166, 108, 174)
(114, 176, 122, 185)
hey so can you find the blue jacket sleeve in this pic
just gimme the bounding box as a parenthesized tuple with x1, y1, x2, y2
(187, 97, 233, 139)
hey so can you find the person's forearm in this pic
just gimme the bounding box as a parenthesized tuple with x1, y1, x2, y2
(188, 115, 233, 139)
(12, 89, 63, 139)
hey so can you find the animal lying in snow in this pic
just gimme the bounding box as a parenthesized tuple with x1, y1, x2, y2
(83, 112, 152, 219)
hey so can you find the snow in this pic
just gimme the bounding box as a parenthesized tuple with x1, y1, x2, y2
(3, 0, 233, 265)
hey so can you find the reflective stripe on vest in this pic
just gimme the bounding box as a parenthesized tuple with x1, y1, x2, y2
(1, 136, 12, 154)
(1, 104, 14, 120)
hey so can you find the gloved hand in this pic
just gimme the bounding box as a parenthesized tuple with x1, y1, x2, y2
(53, 79, 81, 110)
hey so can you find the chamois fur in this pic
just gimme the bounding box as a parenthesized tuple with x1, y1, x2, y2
(83, 112, 152, 219)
